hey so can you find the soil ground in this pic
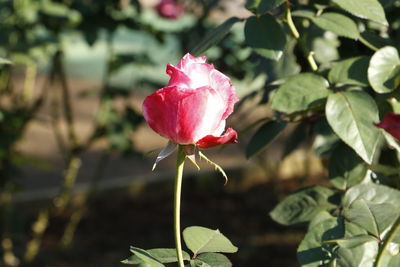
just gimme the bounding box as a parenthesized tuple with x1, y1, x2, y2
(17, 169, 326, 267)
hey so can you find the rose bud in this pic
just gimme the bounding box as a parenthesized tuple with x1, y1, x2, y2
(142, 53, 239, 149)
(374, 112, 400, 141)
(155, 0, 184, 20)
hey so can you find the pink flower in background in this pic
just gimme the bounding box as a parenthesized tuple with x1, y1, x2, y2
(374, 112, 400, 141)
(142, 53, 238, 149)
(155, 0, 184, 19)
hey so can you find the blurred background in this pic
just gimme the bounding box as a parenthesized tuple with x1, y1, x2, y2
(0, 0, 326, 266)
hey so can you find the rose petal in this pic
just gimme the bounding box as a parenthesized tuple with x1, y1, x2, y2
(166, 62, 213, 89)
(156, 0, 184, 19)
(142, 86, 226, 144)
(176, 53, 207, 70)
(166, 64, 191, 88)
(142, 86, 181, 143)
(374, 112, 400, 141)
(196, 128, 238, 149)
(184, 63, 214, 89)
(209, 69, 239, 120)
(178, 86, 225, 142)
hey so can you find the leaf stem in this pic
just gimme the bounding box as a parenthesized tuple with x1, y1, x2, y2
(359, 36, 378, 51)
(285, 1, 318, 71)
(374, 214, 400, 267)
(285, 3, 299, 39)
(174, 145, 186, 267)
(307, 51, 318, 71)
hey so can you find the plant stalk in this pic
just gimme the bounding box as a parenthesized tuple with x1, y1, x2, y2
(174, 145, 186, 267)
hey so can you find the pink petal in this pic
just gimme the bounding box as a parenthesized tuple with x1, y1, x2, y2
(166, 64, 191, 88)
(142, 86, 182, 143)
(155, 0, 184, 19)
(374, 112, 400, 141)
(142, 86, 226, 144)
(209, 69, 239, 120)
(177, 86, 226, 142)
(184, 63, 214, 89)
(196, 128, 238, 149)
(177, 53, 207, 70)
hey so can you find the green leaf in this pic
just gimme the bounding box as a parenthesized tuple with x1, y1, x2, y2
(328, 56, 370, 86)
(344, 199, 380, 237)
(335, 239, 378, 267)
(332, 221, 378, 267)
(344, 199, 398, 238)
(369, 163, 400, 176)
(343, 183, 400, 208)
(368, 46, 400, 93)
(267, 38, 301, 81)
(270, 186, 336, 226)
(244, 14, 286, 61)
(328, 143, 367, 190)
(313, 12, 360, 39)
(245, 0, 286, 14)
(311, 33, 340, 65)
(122, 248, 191, 265)
(0, 57, 12, 65)
(332, 0, 388, 26)
(325, 91, 381, 164)
(292, 10, 315, 20)
(387, 254, 400, 267)
(195, 253, 232, 267)
(40, 0, 81, 23)
(271, 73, 330, 113)
(281, 121, 309, 159)
(360, 31, 393, 51)
(328, 235, 377, 249)
(309, 211, 336, 230)
(312, 118, 341, 156)
(381, 130, 400, 159)
(297, 218, 344, 267)
(125, 247, 165, 267)
(246, 120, 287, 158)
(183, 226, 238, 255)
(191, 17, 243, 56)
(190, 260, 211, 267)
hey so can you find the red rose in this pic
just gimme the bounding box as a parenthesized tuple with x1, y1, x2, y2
(155, 0, 184, 20)
(374, 112, 400, 141)
(142, 53, 239, 149)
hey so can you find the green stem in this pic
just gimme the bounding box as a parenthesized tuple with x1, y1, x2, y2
(285, 1, 318, 71)
(285, 3, 299, 39)
(359, 36, 378, 51)
(174, 145, 186, 267)
(307, 51, 318, 71)
(374, 215, 400, 267)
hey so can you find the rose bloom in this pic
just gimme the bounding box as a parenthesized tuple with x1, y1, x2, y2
(155, 0, 184, 19)
(142, 53, 239, 149)
(374, 112, 400, 141)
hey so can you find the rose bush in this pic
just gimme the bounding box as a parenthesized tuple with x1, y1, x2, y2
(142, 53, 238, 149)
